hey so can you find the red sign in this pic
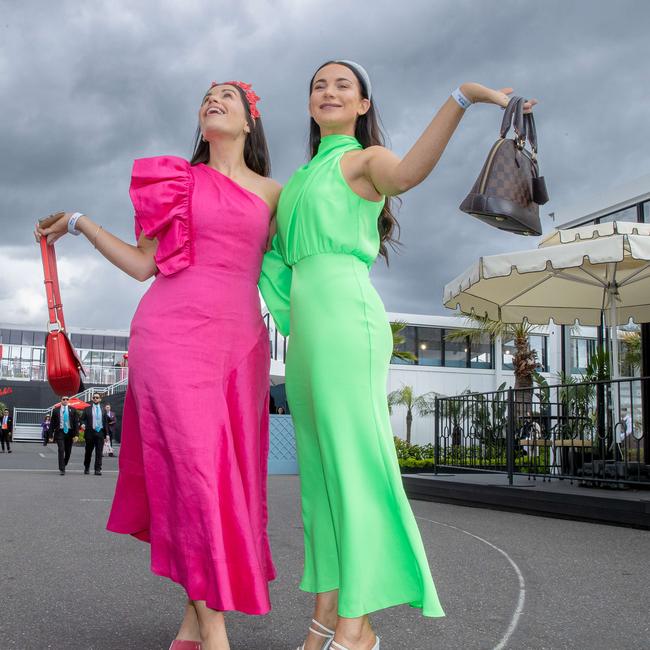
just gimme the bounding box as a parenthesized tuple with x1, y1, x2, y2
(0, 387, 13, 396)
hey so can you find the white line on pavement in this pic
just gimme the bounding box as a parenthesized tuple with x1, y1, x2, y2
(39, 453, 46, 458)
(416, 517, 525, 650)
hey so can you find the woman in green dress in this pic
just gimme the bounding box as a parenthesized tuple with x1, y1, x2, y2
(260, 61, 536, 650)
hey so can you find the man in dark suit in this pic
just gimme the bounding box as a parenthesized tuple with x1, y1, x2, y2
(1, 409, 12, 453)
(82, 392, 108, 476)
(49, 397, 79, 475)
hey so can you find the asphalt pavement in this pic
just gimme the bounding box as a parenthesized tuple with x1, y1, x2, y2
(0, 443, 648, 650)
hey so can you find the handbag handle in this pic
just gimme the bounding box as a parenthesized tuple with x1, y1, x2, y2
(40, 238, 67, 332)
(523, 112, 538, 154)
(499, 96, 525, 140)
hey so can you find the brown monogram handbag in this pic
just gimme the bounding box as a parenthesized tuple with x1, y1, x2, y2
(459, 96, 548, 236)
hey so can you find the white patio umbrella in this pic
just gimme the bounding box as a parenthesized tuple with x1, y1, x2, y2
(443, 221, 650, 377)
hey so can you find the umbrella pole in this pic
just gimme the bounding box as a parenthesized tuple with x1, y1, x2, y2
(609, 288, 621, 460)
(609, 292, 619, 381)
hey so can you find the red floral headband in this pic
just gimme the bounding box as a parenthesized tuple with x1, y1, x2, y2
(210, 80, 261, 119)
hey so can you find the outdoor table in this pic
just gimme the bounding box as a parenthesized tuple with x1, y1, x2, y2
(518, 439, 594, 475)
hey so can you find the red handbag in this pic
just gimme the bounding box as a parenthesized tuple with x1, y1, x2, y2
(40, 237, 85, 396)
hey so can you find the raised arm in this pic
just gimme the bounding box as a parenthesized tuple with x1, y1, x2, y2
(363, 83, 537, 197)
(35, 212, 158, 282)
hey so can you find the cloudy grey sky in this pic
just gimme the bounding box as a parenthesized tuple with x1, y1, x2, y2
(1, 0, 649, 332)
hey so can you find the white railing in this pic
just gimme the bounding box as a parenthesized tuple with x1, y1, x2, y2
(67, 377, 129, 405)
(263, 312, 287, 364)
(12, 407, 49, 441)
(0, 360, 128, 386)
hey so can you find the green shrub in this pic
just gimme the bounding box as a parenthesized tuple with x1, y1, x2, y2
(398, 458, 436, 470)
(393, 437, 435, 460)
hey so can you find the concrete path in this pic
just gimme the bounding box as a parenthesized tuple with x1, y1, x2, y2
(0, 443, 647, 649)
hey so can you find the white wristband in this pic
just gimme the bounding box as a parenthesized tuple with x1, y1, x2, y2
(451, 87, 472, 110)
(67, 212, 84, 235)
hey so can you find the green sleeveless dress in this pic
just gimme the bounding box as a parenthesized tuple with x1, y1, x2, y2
(259, 134, 444, 618)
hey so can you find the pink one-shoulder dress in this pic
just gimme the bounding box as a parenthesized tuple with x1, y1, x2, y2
(106, 156, 275, 615)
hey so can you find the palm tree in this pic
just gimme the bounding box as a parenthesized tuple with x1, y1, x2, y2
(445, 313, 539, 390)
(387, 384, 437, 444)
(390, 321, 416, 363)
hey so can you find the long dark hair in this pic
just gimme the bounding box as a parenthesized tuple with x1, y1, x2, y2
(309, 60, 400, 261)
(190, 84, 271, 177)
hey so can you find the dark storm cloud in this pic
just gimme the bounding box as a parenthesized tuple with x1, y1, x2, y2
(1, 0, 649, 329)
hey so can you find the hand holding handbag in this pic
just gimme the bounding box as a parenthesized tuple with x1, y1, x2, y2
(459, 96, 549, 236)
(40, 237, 85, 396)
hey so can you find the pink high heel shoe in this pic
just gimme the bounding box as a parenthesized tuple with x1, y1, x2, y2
(169, 641, 201, 650)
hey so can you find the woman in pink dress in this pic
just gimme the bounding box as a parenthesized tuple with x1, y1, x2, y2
(36, 80, 281, 650)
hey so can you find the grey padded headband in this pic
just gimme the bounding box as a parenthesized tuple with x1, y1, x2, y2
(334, 59, 372, 99)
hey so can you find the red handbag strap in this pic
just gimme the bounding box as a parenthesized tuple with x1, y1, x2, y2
(40, 238, 67, 332)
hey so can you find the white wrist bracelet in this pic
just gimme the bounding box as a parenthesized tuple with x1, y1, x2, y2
(451, 87, 472, 110)
(67, 212, 84, 235)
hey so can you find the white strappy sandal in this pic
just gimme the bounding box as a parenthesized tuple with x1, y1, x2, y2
(297, 618, 336, 650)
(330, 636, 380, 650)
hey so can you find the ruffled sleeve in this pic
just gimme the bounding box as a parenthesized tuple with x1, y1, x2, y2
(259, 234, 292, 337)
(129, 156, 193, 276)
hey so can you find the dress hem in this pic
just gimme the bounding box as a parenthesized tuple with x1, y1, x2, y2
(298, 583, 445, 619)
(106, 524, 276, 616)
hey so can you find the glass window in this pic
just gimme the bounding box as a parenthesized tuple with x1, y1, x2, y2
(416, 327, 443, 366)
(619, 326, 642, 377)
(103, 336, 115, 350)
(391, 325, 416, 365)
(81, 334, 93, 349)
(33, 331, 45, 347)
(444, 330, 468, 368)
(92, 335, 104, 350)
(599, 206, 638, 224)
(21, 330, 34, 345)
(503, 335, 548, 371)
(470, 333, 493, 368)
(571, 337, 596, 373)
(643, 201, 650, 223)
(0, 329, 10, 344)
(502, 339, 516, 369)
(9, 330, 21, 345)
(529, 334, 548, 372)
(70, 333, 82, 347)
(115, 337, 128, 351)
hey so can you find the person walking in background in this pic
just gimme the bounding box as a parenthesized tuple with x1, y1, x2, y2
(104, 403, 117, 447)
(49, 397, 79, 475)
(1, 408, 13, 453)
(82, 392, 108, 476)
(41, 414, 51, 446)
(103, 431, 115, 458)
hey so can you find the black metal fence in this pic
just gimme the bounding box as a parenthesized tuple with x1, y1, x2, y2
(435, 376, 650, 487)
